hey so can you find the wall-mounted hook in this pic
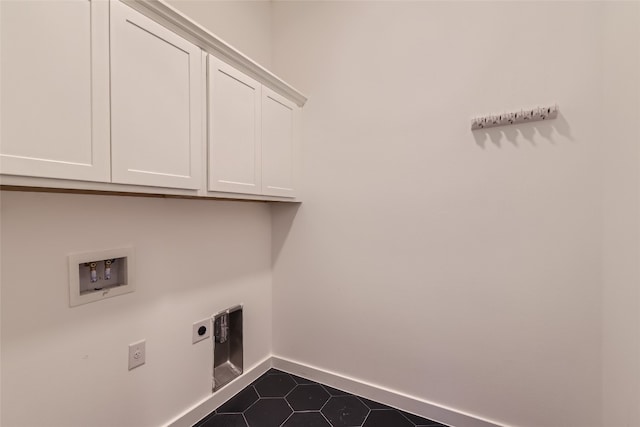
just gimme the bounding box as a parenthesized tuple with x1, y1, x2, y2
(470, 103, 559, 130)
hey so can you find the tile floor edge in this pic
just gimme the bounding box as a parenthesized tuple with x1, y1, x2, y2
(164, 355, 510, 427)
(271, 355, 510, 427)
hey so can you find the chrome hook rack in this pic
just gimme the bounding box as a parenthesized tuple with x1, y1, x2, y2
(471, 103, 559, 130)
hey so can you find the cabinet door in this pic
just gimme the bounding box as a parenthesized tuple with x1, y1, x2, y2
(208, 56, 261, 194)
(0, 0, 110, 182)
(110, 0, 202, 190)
(262, 87, 297, 198)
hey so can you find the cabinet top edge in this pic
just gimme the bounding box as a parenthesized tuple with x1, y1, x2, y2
(122, 0, 308, 107)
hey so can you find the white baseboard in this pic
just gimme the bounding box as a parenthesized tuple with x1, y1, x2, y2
(166, 355, 507, 427)
(272, 356, 507, 427)
(165, 356, 272, 427)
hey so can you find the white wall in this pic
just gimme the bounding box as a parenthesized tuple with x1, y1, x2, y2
(0, 192, 272, 427)
(166, 0, 272, 69)
(602, 2, 640, 426)
(271, 2, 606, 426)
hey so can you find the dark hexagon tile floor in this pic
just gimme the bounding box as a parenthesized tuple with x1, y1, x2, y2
(321, 395, 369, 427)
(286, 384, 330, 411)
(194, 369, 449, 427)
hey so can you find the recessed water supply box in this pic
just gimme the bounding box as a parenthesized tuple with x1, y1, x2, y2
(68, 247, 134, 307)
(213, 305, 243, 392)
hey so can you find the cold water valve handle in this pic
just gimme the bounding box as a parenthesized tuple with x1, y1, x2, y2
(104, 259, 113, 280)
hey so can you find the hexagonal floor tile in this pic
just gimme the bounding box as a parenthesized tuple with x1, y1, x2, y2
(321, 395, 369, 427)
(194, 369, 451, 427)
(244, 398, 292, 427)
(286, 384, 330, 411)
(254, 374, 296, 397)
(217, 387, 259, 413)
(199, 413, 247, 427)
(281, 412, 331, 427)
(362, 410, 414, 427)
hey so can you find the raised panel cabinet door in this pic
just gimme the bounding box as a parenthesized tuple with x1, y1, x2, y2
(110, 0, 202, 190)
(261, 87, 298, 198)
(0, 0, 110, 182)
(208, 55, 261, 194)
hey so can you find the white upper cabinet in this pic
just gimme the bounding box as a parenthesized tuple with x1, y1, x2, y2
(1, 0, 305, 200)
(0, 0, 110, 182)
(208, 55, 262, 194)
(262, 88, 297, 198)
(208, 56, 300, 198)
(110, 0, 202, 190)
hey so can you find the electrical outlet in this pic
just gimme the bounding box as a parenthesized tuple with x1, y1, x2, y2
(128, 340, 146, 370)
(192, 318, 211, 344)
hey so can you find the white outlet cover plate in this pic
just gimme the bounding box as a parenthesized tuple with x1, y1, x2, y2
(128, 339, 146, 370)
(192, 318, 211, 344)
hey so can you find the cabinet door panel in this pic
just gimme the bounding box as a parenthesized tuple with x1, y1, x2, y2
(208, 56, 261, 194)
(110, 0, 201, 189)
(262, 88, 297, 198)
(0, 0, 110, 182)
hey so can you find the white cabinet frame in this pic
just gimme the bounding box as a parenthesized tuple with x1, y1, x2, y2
(0, 0, 110, 182)
(208, 55, 262, 194)
(261, 87, 299, 198)
(110, 0, 202, 190)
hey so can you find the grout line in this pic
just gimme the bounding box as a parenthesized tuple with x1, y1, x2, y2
(241, 387, 261, 414)
(398, 409, 419, 426)
(359, 408, 371, 427)
(319, 396, 331, 413)
(361, 409, 372, 427)
(279, 410, 294, 427)
(284, 382, 298, 399)
(318, 410, 333, 426)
